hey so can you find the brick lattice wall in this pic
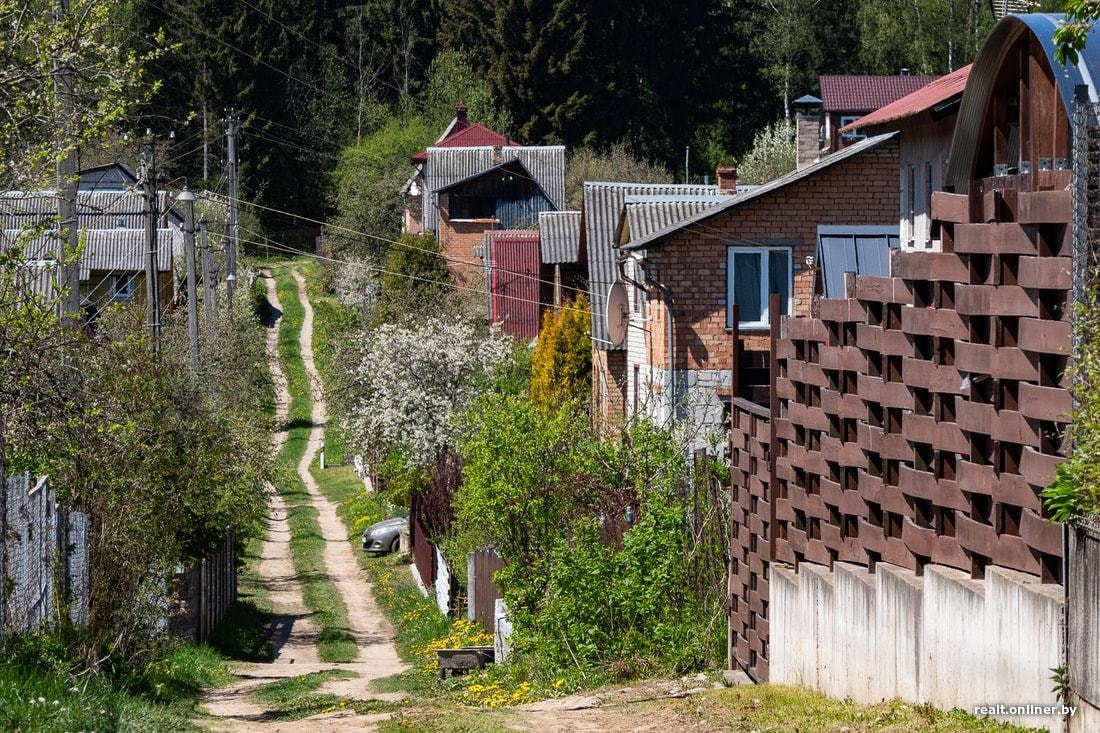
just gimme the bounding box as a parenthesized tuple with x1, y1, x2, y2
(729, 398, 773, 680)
(774, 171, 1072, 583)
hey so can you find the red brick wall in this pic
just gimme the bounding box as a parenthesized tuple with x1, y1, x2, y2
(438, 195, 498, 287)
(642, 140, 900, 371)
(593, 347, 627, 431)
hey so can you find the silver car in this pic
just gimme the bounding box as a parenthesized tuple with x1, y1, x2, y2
(362, 516, 407, 555)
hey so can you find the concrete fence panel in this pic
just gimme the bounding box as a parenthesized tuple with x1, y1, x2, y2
(1069, 520, 1100, 732)
(773, 560, 1065, 731)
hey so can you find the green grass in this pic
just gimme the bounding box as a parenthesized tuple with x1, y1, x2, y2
(251, 669, 396, 721)
(378, 706, 516, 733)
(0, 639, 231, 733)
(300, 258, 356, 464)
(253, 669, 355, 704)
(206, 595, 274, 662)
(265, 262, 358, 663)
(683, 685, 1040, 733)
(311, 463, 450, 694)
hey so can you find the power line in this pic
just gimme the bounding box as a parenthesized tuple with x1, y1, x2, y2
(243, 127, 342, 161)
(141, 0, 349, 107)
(235, 0, 407, 98)
(206, 192, 590, 300)
(237, 232, 588, 316)
(246, 112, 345, 149)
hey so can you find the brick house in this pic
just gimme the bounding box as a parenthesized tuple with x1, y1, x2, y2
(618, 135, 900, 440)
(819, 74, 935, 152)
(432, 155, 563, 286)
(403, 105, 520, 235)
(583, 181, 730, 427)
(840, 64, 972, 252)
(721, 15, 1095, 730)
(402, 106, 565, 288)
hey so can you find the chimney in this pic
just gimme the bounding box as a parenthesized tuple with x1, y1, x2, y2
(716, 166, 738, 194)
(796, 113, 821, 171)
(455, 104, 469, 128)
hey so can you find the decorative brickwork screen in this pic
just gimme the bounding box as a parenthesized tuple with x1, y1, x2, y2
(773, 171, 1072, 582)
(729, 398, 772, 681)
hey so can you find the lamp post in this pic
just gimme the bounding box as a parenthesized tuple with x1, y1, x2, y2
(178, 186, 200, 370)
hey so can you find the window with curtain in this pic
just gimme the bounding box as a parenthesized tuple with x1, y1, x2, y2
(726, 246, 792, 329)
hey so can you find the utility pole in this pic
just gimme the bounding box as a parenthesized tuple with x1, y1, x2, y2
(202, 104, 209, 182)
(55, 0, 80, 323)
(142, 134, 161, 348)
(179, 187, 200, 370)
(199, 217, 217, 325)
(225, 112, 239, 320)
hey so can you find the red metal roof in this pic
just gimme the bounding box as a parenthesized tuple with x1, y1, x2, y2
(840, 65, 972, 133)
(820, 74, 938, 113)
(410, 124, 520, 163)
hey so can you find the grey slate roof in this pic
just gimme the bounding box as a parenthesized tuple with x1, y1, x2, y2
(2, 228, 178, 279)
(538, 210, 582, 264)
(620, 133, 898, 253)
(0, 190, 182, 230)
(584, 182, 721, 349)
(422, 146, 566, 232)
(618, 195, 732, 244)
(11, 262, 59, 301)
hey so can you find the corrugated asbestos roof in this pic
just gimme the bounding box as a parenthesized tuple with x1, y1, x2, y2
(621, 133, 898, 254)
(422, 146, 566, 232)
(2, 227, 177, 279)
(842, 65, 971, 132)
(946, 13, 1100, 190)
(538, 210, 582, 264)
(12, 262, 59, 300)
(618, 195, 731, 244)
(584, 182, 720, 348)
(0, 190, 181, 229)
(820, 74, 937, 112)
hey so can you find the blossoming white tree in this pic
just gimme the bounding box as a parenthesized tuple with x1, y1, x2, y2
(344, 317, 512, 467)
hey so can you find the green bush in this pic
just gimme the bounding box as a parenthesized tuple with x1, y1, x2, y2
(1044, 282, 1100, 520)
(456, 397, 713, 682)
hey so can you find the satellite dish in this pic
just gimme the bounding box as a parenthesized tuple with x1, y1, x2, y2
(606, 281, 629, 348)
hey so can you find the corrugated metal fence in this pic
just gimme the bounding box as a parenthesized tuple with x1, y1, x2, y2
(0, 473, 89, 640)
(467, 548, 505, 632)
(1069, 519, 1100, 713)
(410, 496, 435, 593)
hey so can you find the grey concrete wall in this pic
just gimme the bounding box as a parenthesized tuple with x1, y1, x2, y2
(772, 561, 1065, 731)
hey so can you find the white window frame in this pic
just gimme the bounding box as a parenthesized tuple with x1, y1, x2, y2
(839, 115, 866, 141)
(726, 245, 793, 330)
(109, 273, 136, 302)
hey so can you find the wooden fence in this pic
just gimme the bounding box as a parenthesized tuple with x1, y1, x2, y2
(467, 548, 505, 632)
(169, 531, 238, 643)
(0, 473, 89, 640)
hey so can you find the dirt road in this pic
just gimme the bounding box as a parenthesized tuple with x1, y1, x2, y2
(201, 269, 404, 732)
